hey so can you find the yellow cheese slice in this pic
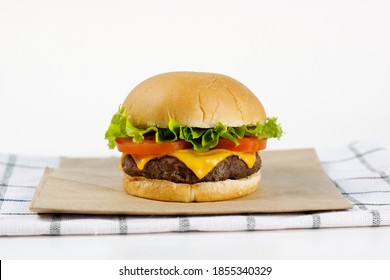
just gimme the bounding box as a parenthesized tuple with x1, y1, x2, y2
(119, 153, 127, 170)
(130, 153, 161, 170)
(122, 149, 256, 179)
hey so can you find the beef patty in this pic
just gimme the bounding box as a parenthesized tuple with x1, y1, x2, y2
(121, 153, 261, 184)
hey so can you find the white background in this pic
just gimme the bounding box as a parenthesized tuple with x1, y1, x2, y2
(1, 1, 390, 263)
(1, 0, 390, 157)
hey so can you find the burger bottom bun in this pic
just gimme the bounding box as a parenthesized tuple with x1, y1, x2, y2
(122, 171, 261, 202)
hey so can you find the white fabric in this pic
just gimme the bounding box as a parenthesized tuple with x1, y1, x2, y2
(1, 141, 390, 236)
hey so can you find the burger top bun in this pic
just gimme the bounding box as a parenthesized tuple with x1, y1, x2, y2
(122, 72, 266, 128)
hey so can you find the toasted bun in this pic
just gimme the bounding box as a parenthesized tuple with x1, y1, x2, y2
(122, 171, 261, 202)
(123, 72, 266, 128)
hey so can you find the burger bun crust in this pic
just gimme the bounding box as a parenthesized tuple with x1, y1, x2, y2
(122, 171, 261, 202)
(123, 71, 266, 128)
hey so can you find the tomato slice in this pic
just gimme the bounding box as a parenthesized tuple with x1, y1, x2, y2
(215, 137, 267, 152)
(116, 136, 266, 155)
(115, 137, 192, 155)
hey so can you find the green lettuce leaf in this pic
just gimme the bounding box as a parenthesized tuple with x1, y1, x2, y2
(105, 106, 283, 151)
(104, 106, 128, 149)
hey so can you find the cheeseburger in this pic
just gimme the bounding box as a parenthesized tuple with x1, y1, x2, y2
(105, 72, 282, 202)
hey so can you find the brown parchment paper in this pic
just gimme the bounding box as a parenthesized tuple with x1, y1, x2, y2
(30, 149, 352, 215)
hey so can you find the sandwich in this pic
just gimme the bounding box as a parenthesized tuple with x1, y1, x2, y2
(105, 72, 282, 202)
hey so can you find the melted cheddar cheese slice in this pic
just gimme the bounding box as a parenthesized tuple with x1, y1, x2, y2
(121, 149, 257, 179)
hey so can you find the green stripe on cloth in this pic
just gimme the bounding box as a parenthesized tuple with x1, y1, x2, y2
(50, 214, 61, 235)
(312, 214, 321, 229)
(349, 142, 390, 185)
(371, 210, 381, 226)
(333, 181, 368, 210)
(0, 154, 17, 211)
(179, 217, 190, 232)
(246, 215, 256, 230)
(118, 216, 128, 234)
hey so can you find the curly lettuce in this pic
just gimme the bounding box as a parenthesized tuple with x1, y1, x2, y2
(105, 106, 283, 152)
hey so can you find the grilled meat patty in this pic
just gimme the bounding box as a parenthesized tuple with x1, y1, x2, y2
(122, 153, 261, 184)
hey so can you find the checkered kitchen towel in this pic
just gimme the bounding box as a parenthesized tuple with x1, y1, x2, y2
(1, 141, 390, 236)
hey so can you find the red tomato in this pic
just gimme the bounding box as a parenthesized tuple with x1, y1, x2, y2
(116, 136, 266, 155)
(215, 137, 267, 152)
(115, 137, 192, 155)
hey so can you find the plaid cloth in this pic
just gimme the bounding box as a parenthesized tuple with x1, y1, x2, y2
(1, 141, 390, 236)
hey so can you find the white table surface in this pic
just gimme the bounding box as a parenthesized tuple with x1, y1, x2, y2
(1, 226, 390, 260)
